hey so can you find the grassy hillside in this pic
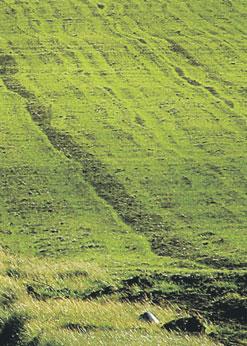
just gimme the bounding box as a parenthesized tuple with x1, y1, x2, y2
(0, 0, 246, 345)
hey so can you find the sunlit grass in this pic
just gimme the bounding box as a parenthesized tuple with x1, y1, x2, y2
(0, 250, 220, 345)
(0, 0, 246, 344)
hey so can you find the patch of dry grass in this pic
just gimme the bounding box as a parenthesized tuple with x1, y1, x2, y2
(0, 250, 220, 345)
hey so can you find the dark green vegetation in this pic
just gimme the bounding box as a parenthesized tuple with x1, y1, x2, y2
(0, 0, 246, 345)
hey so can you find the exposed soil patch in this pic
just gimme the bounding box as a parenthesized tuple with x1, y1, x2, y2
(199, 256, 247, 270)
(174, 66, 234, 108)
(26, 282, 117, 301)
(162, 316, 205, 333)
(175, 67, 201, 86)
(0, 55, 18, 75)
(168, 40, 200, 66)
(151, 235, 194, 258)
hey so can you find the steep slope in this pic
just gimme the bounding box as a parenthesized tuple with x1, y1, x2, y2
(0, 84, 159, 266)
(0, 1, 246, 345)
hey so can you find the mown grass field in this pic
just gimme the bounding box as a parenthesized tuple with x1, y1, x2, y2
(0, 0, 246, 345)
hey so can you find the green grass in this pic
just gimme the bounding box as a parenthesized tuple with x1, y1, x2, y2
(0, 0, 246, 345)
(0, 250, 221, 346)
(0, 0, 246, 265)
